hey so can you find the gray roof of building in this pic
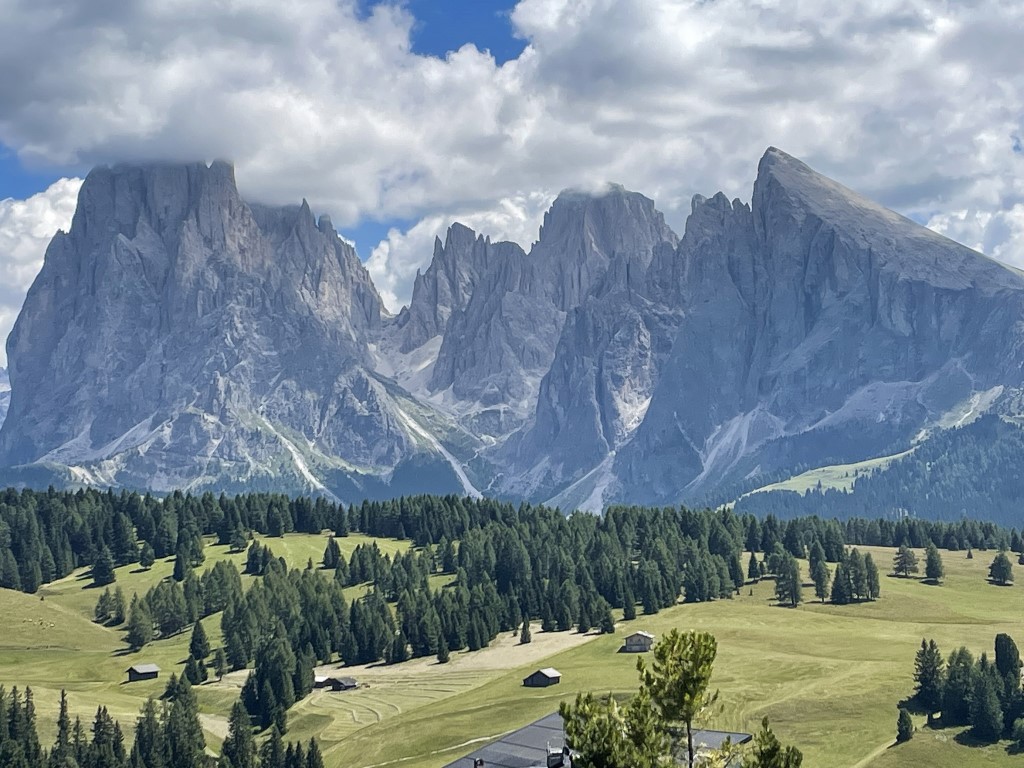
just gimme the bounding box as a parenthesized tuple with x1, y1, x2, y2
(442, 714, 751, 768)
(127, 664, 160, 674)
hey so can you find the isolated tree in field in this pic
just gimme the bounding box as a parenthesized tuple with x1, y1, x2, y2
(748, 552, 760, 583)
(743, 717, 803, 767)
(139, 541, 156, 570)
(810, 558, 830, 603)
(92, 546, 116, 587)
(1013, 718, 1024, 750)
(322, 537, 341, 569)
(924, 543, 944, 584)
(896, 708, 913, 743)
(892, 545, 919, 578)
(774, 555, 802, 607)
(989, 550, 1013, 585)
(638, 629, 719, 768)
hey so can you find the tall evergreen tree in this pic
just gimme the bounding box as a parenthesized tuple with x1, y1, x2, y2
(989, 551, 1014, 586)
(913, 639, 945, 716)
(924, 543, 944, 584)
(190, 621, 210, 661)
(892, 545, 919, 578)
(221, 701, 257, 768)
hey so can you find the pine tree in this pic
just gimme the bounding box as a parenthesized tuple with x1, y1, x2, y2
(139, 542, 156, 570)
(436, 632, 450, 664)
(165, 677, 206, 768)
(774, 555, 802, 607)
(260, 726, 285, 768)
(896, 707, 913, 743)
(214, 648, 229, 680)
(971, 668, 1004, 742)
(924, 543, 944, 584)
(865, 553, 880, 600)
(747, 552, 760, 583)
(943, 647, 977, 726)
(190, 620, 210, 661)
(745, 717, 803, 767)
(520, 620, 532, 645)
(92, 546, 116, 587)
(306, 739, 325, 768)
(184, 655, 208, 686)
(913, 639, 945, 715)
(892, 545, 919, 578)
(810, 559, 830, 603)
(126, 600, 154, 651)
(622, 585, 637, 621)
(989, 550, 1014, 586)
(221, 700, 257, 768)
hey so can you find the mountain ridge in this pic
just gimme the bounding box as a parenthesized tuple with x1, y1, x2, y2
(4, 149, 1023, 515)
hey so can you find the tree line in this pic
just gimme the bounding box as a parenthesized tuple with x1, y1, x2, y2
(0, 680, 322, 768)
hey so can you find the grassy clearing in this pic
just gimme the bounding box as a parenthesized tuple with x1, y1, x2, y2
(0, 532, 408, 749)
(3, 540, 1023, 768)
(743, 449, 914, 496)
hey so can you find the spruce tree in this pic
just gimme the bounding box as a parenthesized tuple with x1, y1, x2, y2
(622, 586, 637, 621)
(892, 545, 919, 578)
(126, 600, 154, 651)
(989, 550, 1014, 585)
(190, 620, 210, 661)
(747, 552, 760, 583)
(913, 639, 944, 715)
(924, 543, 944, 584)
(810, 559, 830, 603)
(221, 700, 257, 768)
(896, 708, 913, 743)
(306, 738, 325, 768)
(139, 542, 156, 570)
(865, 553, 880, 600)
(92, 546, 116, 587)
(971, 669, 1004, 742)
(520, 620, 532, 645)
(214, 648, 229, 681)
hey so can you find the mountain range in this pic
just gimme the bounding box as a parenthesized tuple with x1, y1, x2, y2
(3, 148, 1024, 514)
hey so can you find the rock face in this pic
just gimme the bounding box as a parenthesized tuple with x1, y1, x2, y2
(614, 148, 1024, 504)
(0, 162, 464, 496)
(0, 368, 9, 431)
(5, 149, 1024, 507)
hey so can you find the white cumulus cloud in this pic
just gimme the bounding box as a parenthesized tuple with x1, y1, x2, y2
(0, 178, 82, 367)
(0, 0, 1021, 317)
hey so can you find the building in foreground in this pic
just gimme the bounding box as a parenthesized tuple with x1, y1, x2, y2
(443, 713, 752, 768)
(522, 668, 561, 687)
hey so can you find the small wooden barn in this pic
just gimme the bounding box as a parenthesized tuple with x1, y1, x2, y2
(126, 664, 160, 682)
(622, 630, 655, 653)
(314, 675, 358, 691)
(523, 668, 561, 687)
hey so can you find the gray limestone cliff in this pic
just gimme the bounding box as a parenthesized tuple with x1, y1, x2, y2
(0, 162, 454, 496)
(5, 149, 1023, 509)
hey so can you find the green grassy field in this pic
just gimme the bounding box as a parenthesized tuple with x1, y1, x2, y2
(742, 449, 915, 496)
(2, 539, 1022, 767)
